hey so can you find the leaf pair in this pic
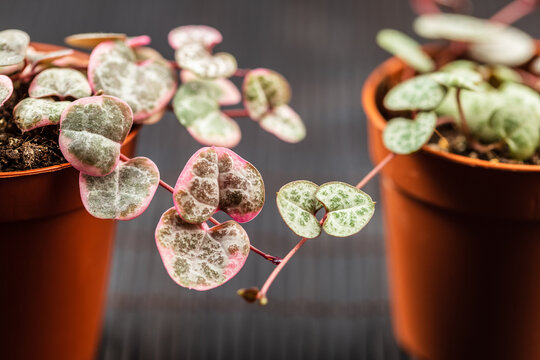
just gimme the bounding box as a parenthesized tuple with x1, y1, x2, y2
(169, 26, 237, 79)
(243, 68, 306, 143)
(277, 181, 375, 238)
(173, 146, 265, 224)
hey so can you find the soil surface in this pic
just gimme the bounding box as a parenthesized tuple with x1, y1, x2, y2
(0, 80, 65, 172)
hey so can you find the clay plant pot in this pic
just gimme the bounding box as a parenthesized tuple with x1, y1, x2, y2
(0, 43, 141, 360)
(363, 53, 540, 359)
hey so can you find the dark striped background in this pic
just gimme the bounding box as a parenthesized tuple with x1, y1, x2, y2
(3, 1, 538, 358)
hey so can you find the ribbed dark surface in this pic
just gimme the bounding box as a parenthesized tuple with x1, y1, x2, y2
(3, 1, 538, 359)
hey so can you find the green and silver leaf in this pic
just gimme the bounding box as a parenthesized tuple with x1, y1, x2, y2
(376, 29, 434, 73)
(383, 111, 436, 154)
(276, 180, 323, 239)
(384, 75, 446, 111)
(430, 70, 483, 91)
(0, 29, 30, 66)
(315, 182, 375, 238)
(13, 98, 71, 132)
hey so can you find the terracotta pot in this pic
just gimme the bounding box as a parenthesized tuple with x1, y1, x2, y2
(0, 43, 140, 360)
(363, 54, 540, 359)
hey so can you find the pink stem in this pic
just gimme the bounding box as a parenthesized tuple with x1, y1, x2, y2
(355, 153, 396, 189)
(490, 0, 537, 25)
(409, 0, 441, 14)
(233, 68, 251, 77)
(222, 108, 250, 118)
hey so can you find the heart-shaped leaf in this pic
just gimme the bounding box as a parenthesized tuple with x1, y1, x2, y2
(0, 29, 30, 66)
(243, 68, 291, 120)
(181, 70, 241, 106)
(489, 106, 540, 160)
(315, 182, 375, 238)
(430, 70, 483, 91)
(383, 111, 437, 154)
(259, 105, 306, 143)
(376, 29, 434, 73)
(276, 180, 323, 239)
(491, 65, 521, 83)
(468, 26, 535, 66)
(384, 75, 446, 111)
(59, 95, 133, 176)
(26, 47, 74, 67)
(79, 157, 160, 220)
(0, 62, 24, 76)
(155, 207, 250, 290)
(168, 25, 223, 50)
(29, 68, 92, 100)
(88, 40, 177, 121)
(173, 80, 241, 147)
(13, 98, 70, 132)
(0, 74, 13, 108)
(173, 147, 265, 224)
(175, 42, 237, 79)
(64, 32, 127, 49)
(499, 82, 540, 116)
(413, 14, 501, 42)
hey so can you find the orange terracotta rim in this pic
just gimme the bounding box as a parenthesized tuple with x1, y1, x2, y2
(362, 50, 540, 173)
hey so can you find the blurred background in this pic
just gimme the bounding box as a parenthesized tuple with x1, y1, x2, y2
(2, 0, 538, 359)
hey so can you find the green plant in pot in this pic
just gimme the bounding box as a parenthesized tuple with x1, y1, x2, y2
(362, 0, 540, 358)
(0, 26, 312, 360)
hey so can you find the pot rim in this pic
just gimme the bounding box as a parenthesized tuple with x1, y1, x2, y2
(0, 41, 142, 179)
(362, 50, 540, 173)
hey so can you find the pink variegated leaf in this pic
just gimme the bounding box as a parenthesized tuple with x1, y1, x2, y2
(126, 35, 152, 48)
(242, 68, 291, 120)
(168, 25, 222, 50)
(80, 157, 159, 220)
(26, 46, 74, 67)
(0, 29, 29, 66)
(173, 147, 265, 224)
(88, 40, 177, 121)
(175, 42, 237, 79)
(0, 75, 13, 108)
(181, 70, 241, 106)
(64, 32, 127, 49)
(29, 68, 91, 100)
(52, 54, 89, 69)
(259, 105, 306, 143)
(0, 62, 24, 75)
(59, 95, 133, 176)
(187, 111, 241, 147)
(13, 98, 70, 132)
(155, 207, 250, 290)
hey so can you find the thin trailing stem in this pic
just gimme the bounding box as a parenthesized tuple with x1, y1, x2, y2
(490, 0, 538, 25)
(455, 88, 471, 140)
(233, 68, 251, 77)
(222, 108, 250, 118)
(256, 236, 310, 305)
(409, 0, 441, 14)
(355, 153, 396, 189)
(120, 153, 281, 265)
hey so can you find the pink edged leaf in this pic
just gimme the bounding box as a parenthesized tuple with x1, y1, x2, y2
(64, 32, 127, 49)
(0, 75, 13, 108)
(139, 108, 166, 125)
(52, 54, 89, 69)
(175, 42, 237, 79)
(242, 68, 291, 120)
(26, 46, 74, 67)
(0, 62, 24, 75)
(88, 40, 177, 121)
(126, 35, 151, 48)
(0, 29, 30, 66)
(173, 80, 241, 147)
(259, 105, 306, 143)
(181, 70, 241, 106)
(59, 95, 133, 176)
(13, 98, 70, 132)
(168, 25, 222, 50)
(79, 157, 160, 220)
(29, 68, 92, 100)
(134, 46, 167, 63)
(173, 147, 265, 224)
(155, 207, 250, 290)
